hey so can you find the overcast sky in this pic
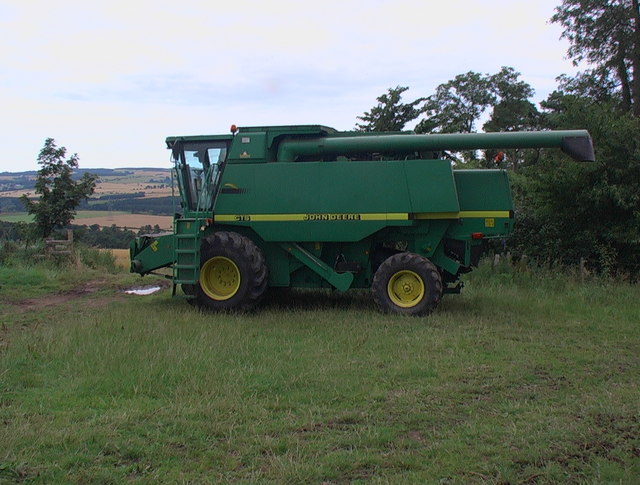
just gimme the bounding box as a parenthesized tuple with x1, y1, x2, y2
(0, 0, 579, 173)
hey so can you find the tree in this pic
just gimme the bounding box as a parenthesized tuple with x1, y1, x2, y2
(510, 90, 640, 275)
(551, 0, 640, 115)
(355, 86, 424, 132)
(483, 67, 539, 133)
(415, 71, 495, 135)
(21, 138, 97, 238)
(483, 67, 541, 170)
(554, 70, 621, 104)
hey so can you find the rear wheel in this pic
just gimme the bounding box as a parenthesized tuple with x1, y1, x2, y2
(196, 232, 268, 312)
(372, 252, 442, 316)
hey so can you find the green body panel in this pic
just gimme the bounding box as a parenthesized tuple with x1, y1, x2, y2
(131, 124, 594, 297)
(129, 232, 174, 275)
(454, 170, 512, 212)
(213, 159, 458, 242)
(227, 132, 267, 162)
(448, 170, 515, 239)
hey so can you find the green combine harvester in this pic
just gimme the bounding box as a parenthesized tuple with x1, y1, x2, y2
(130, 125, 594, 315)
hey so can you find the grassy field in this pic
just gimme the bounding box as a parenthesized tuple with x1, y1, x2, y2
(0, 212, 33, 223)
(0, 259, 638, 483)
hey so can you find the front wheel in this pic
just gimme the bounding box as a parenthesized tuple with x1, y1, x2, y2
(196, 232, 268, 312)
(372, 252, 442, 316)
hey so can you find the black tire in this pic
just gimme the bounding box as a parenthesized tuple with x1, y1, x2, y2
(195, 232, 268, 312)
(181, 283, 197, 306)
(372, 252, 442, 316)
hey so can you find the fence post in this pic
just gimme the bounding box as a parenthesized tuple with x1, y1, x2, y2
(44, 230, 73, 256)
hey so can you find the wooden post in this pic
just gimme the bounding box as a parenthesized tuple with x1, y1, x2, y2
(45, 230, 73, 256)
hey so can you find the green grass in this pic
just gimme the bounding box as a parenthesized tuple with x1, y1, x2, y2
(0, 212, 32, 223)
(0, 262, 638, 483)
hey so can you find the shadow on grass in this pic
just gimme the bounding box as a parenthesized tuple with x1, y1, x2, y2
(260, 288, 377, 314)
(146, 284, 477, 320)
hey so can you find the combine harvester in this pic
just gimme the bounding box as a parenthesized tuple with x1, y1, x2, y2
(130, 125, 594, 315)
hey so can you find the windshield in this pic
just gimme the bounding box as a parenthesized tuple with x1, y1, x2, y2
(173, 141, 228, 211)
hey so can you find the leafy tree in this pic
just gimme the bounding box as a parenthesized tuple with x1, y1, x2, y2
(555, 71, 621, 104)
(551, 0, 640, 115)
(415, 70, 535, 165)
(356, 86, 424, 132)
(483, 67, 541, 170)
(483, 67, 539, 133)
(510, 92, 640, 275)
(21, 138, 97, 238)
(413, 71, 495, 164)
(415, 71, 495, 135)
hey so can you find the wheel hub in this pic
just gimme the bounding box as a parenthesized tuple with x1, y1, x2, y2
(200, 256, 241, 301)
(387, 270, 425, 308)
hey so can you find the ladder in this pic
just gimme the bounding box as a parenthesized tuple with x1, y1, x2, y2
(173, 217, 200, 285)
(172, 164, 214, 292)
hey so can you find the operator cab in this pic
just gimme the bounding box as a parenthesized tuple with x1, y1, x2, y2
(169, 139, 230, 212)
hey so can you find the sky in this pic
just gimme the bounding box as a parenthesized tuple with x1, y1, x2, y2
(0, 0, 580, 172)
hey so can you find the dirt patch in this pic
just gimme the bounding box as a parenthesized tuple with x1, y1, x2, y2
(14, 282, 113, 311)
(4, 277, 172, 317)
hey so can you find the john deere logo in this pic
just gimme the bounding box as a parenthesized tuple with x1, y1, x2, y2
(303, 213, 362, 221)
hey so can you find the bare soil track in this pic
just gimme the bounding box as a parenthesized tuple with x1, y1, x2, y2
(2, 281, 124, 318)
(14, 281, 117, 311)
(4, 278, 171, 315)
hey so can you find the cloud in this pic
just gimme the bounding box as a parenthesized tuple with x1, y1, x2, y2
(0, 0, 578, 171)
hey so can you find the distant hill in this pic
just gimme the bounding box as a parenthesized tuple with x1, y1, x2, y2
(0, 167, 168, 177)
(0, 167, 178, 219)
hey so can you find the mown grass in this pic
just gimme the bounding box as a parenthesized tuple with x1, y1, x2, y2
(0, 260, 638, 483)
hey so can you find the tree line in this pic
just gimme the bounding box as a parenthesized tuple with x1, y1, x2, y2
(354, 0, 640, 276)
(0, 221, 163, 249)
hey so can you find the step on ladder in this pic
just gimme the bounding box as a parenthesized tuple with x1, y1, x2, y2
(173, 218, 200, 287)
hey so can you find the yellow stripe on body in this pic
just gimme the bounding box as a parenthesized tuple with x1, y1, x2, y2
(413, 210, 511, 220)
(214, 211, 510, 223)
(214, 213, 409, 222)
(360, 213, 408, 221)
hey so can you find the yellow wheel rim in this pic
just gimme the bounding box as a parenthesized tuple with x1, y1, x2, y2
(387, 270, 425, 308)
(200, 256, 241, 301)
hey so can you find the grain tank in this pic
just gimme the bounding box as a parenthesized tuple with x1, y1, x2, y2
(130, 125, 594, 315)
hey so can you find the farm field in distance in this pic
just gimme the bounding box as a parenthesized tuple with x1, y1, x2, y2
(0, 168, 175, 230)
(0, 211, 172, 230)
(0, 168, 172, 199)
